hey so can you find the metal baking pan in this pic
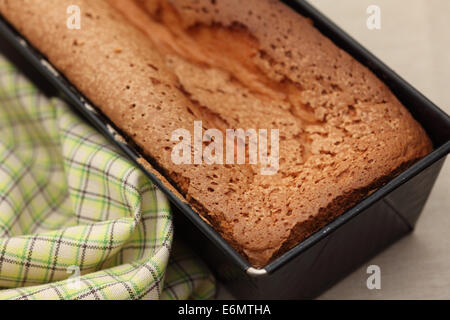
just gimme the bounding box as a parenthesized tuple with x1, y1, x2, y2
(0, 0, 449, 299)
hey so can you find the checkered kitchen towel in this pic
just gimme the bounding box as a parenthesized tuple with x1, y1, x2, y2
(0, 54, 215, 300)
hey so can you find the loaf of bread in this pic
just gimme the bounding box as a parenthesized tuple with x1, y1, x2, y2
(0, 0, 432, 267)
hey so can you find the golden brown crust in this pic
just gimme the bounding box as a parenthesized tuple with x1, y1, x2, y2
(0, 0, 432, 267)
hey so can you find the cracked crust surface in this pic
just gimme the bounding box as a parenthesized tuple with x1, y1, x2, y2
(0, 0, 432, 267)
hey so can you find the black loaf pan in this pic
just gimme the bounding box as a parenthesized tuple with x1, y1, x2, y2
(0, 0, 449, 300)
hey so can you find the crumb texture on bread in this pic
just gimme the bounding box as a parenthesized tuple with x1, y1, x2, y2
(0, 0, 432, 267)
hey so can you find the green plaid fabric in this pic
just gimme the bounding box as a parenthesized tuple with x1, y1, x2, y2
(0, 54, 215, 300)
